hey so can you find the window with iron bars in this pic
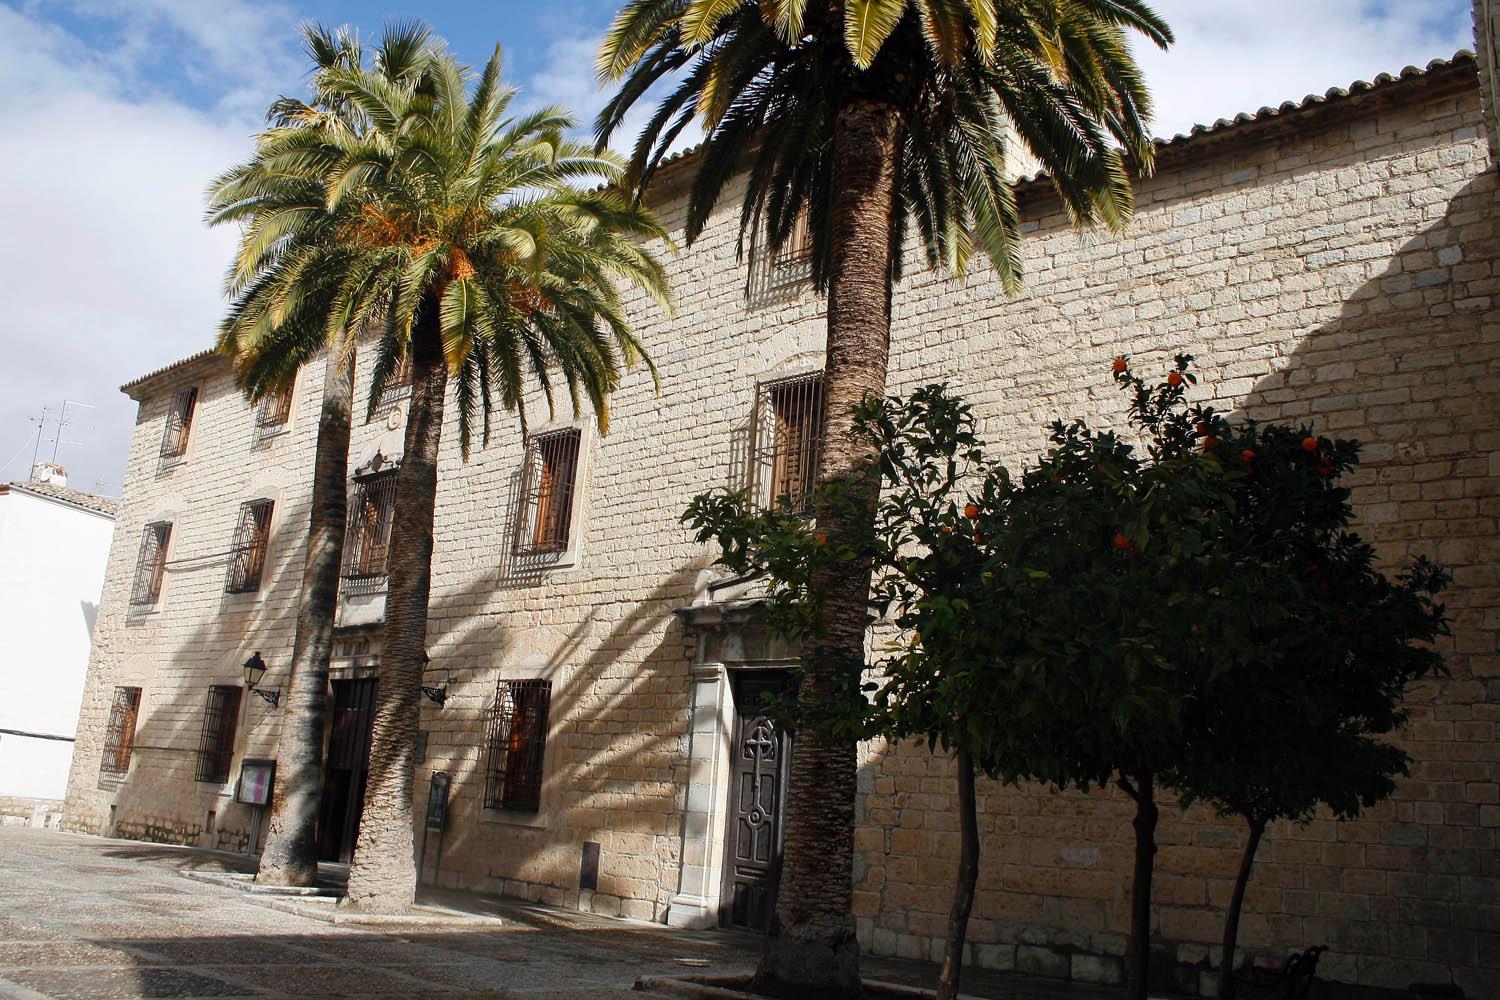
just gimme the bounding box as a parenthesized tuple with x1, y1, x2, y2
(159, 387, 198, 465)
(341, 470, 397, 595)
(129, 521, 172, 608)
(100, 687, 142, 776)
(516, 429, 582, 557)
(749, 371, 825, 514)
(225, 499, 274, 593)
(195, 685, 242, 784)
(370, 359, 412, 419)
(747, 210, 812, 304)
(254, 384, 294, 439)
(484, 678, 551, 811)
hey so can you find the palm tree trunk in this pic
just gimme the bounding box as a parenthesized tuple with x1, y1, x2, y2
(1217, 816, 1267, 1000)
(754, 96, 902, 1000)
(344, 299, 446, 912)
(1121, 772, 1159, 1000)
(937, 749, 980, 1000)
(256, 348, 354, 886)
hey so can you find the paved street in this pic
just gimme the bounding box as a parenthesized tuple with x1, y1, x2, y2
(0, 828, 752, 999)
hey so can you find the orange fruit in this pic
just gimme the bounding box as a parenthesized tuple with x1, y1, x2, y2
(1202, 436, 1219, 450)
(1318, 463, 1334, 477)
(1301, 436, 1319, 453)
(1112, 532, 1133, 551)
(1112, 357, 1128, 375)
(1168, 372, 1184, 387)
(1241, 449, 1256, 464)
(964, 503, 980, 519)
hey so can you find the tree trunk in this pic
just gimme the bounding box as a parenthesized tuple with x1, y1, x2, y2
(256, 347, 353, 887)
(753, 97, 902, 1000)
(1122, 772, 1159, 1000)
(937, 749, 980, 1000)
(1217, 816, 1267, 1000)
(343, 299, 446, 912)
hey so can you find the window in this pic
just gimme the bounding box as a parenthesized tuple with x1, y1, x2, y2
(254, 385, 294, 439)
(100, 687, 142, 776)
(225, 499, 274, 593)
(342, 470, 397, 595)
(371, 359, 411, 418)
(196, 685, 242, 784)
(484, 679, 551, 811)
(749, 210, 812, 302)
(129, 521, 172, 608)
(750, 371, 824, 514)
(159, 387, 198, 464)
(516, 429, 582, 556)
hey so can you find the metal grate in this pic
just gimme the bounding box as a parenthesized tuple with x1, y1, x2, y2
(225, 499, 274, 593)
(749, 371, 825, 514)
(341, 471, 397, 595)
(484, 679, 551, 811)
(748, 211, 812, 303)
(254, 385, 294, 439)
(372, 360, 412, 417)
(159, 387, 198, 463)
(516, 430, 581, 556)
(195, 685, 242, 784)
(129, 522, 172, 608)
(100, 687, 141, 775)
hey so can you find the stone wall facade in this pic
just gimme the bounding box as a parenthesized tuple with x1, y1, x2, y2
(66, 53, 1497, 996)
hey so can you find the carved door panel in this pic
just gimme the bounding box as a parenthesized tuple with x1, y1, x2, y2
(720, 672, 792, 932)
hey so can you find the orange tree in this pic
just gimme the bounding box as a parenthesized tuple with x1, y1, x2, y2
(1160, 409, 1448, 999)
(688, 359, 1446, 1000)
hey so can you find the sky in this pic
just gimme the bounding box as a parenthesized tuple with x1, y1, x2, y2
(0, 0, 1478, 497)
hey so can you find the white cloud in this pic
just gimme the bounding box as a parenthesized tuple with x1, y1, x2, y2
(1134, 1, 1474, 138)
(0, 2, 282, 493)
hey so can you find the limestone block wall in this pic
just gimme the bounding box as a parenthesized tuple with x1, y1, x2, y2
(63, 355, 324, 852)
(852, 65, 1499, 996)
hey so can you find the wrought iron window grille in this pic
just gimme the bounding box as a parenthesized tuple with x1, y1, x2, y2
(100, 687, 141, 776)
(129, 521, 172, 609)
(195, 685, 242, 784)
(159, 387, 198, 466)
(370, 360, 412, 421)
(341, 469, 397, 596)
(746, 211, 812, 306)
(748, 371, 825, 516)
(514, 429, 582, 558)
(253, 385, 294, 441)
(225, 499, 274, 594)
(483, 678, 551, 812)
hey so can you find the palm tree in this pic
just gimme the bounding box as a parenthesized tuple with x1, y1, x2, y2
(212, 21, 671, 912)
(208, 23, 368, 888)
(597, 3, 1170, 996)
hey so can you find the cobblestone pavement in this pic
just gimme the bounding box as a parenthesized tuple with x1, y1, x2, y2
(0, 828, 754, 999)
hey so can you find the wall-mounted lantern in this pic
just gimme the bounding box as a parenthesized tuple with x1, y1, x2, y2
(420, 653, 447, 707)
(243, 651, 280, 707)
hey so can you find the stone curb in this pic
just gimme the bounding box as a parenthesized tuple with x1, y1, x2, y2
(632, 974, 986, 1000)
(179, 869, 503, 926)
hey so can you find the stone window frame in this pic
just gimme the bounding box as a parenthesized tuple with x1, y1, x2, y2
(510, 422, 593, 572)
(99, 686, 142, 781)
(195, 685, 243, 785)
(224, 498, 275, 594)
(128, 520, 173, 613)
(158, 386, 198, 470)
(479, 656, 562, 830)
(252, 380, 296, 445)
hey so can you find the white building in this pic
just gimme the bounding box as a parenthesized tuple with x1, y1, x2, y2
(0, 468, 117, 816)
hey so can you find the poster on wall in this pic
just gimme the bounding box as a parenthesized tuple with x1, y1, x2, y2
(236, 758, 276, 806)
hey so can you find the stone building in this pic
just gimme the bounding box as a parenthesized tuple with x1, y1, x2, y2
(66, 38, 1498, 998)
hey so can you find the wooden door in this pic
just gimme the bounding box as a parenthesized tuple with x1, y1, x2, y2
(720, 672, 792, 931)
(317, 678, 377, 862)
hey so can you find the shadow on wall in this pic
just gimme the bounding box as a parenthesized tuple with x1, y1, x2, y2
(853, 170, 1500, 995)
(410, 560, 704, 922)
